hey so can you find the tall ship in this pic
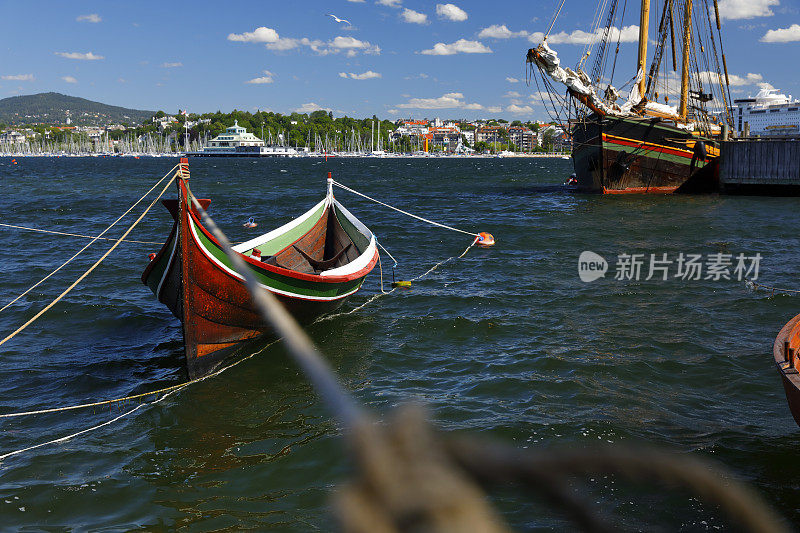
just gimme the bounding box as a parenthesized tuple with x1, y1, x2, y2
(527, 0, 733, 193)
(188, 120, 300, 157)
(733, 87, 800, 136)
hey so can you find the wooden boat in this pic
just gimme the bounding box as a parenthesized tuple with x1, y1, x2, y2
(142, 160, 379, 378)
(773, 313, 800, 426)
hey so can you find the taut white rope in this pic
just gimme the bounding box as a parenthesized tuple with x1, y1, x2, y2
(331, 180, 479, 237)
(0, 170, 179, 348)
(0, 163, 179, 315)
(0, 222, 164, 245)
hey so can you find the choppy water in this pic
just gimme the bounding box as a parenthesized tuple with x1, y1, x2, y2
(1, 156, 799, 530)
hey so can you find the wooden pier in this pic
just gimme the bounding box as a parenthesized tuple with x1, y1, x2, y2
(719, 137, 800, 195)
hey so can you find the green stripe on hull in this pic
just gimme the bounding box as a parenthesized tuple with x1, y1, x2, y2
(608, 116, 714, 141)
(145, 230, 175, 296)
(254, 203, 326, 256)
(191, 218, 365, 298)
(603, 142, 709, 167)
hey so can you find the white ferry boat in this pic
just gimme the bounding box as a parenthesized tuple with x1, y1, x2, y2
(188, 120, 300, 157)
(733, 87, 800, 136)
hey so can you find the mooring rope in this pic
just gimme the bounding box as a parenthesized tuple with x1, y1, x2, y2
(0, 169, 179, 348)
(318, 238, 480, 322)
(331, 180, 479, 238)
(0, 163, 179, 316)
(0, 339, 280, 461)
(0, 222, 165, 245)
(746, 280, 800, 295)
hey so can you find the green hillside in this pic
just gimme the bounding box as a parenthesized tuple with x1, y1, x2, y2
(0, 92, 154, 126)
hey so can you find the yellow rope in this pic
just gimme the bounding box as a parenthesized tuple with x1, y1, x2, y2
(0, 223, 165, 245)
(0, 163, 179, 315)
(0, 169, 179, 348)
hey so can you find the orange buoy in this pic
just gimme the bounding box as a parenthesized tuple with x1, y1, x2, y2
(148, 253, 157, 261)
(476, 232, 495, 247)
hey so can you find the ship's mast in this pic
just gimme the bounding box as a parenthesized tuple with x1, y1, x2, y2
(679, 0, 693, 118)
(637, 0, 651, 96)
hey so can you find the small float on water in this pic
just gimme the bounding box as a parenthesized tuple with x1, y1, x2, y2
(773, 313, 800, 426)
(243, 217, 257, 228)
(142, 160, 378, 378)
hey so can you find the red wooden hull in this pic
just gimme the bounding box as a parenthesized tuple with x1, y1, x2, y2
(773, 313, 800, 426)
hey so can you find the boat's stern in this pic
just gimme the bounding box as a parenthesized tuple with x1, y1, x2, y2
(773, 313, 800, 427)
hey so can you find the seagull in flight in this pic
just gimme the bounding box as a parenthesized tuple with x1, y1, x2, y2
(327, 13, 351, 25)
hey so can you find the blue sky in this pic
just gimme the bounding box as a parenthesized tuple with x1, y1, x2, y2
(1, 0, 798, 121)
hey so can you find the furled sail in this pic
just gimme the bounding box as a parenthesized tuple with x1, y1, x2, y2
(530, 41, 682, 122)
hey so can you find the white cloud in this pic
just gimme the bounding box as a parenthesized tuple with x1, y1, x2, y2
(528, 25, 639, 45)
(376, 0, 402, 7)
(507, 104, 534, 114)
(478, 24, 528, 39)
(387, 108, 399, 114)
(719, 0, 779, 20)
(340, 70, 382, 80)
(697, 70, 763, 86)
(396, 92, 485, 110)
(436, 4, 467, 22)
(758, 82, 776, 90)
(2, 74, 33, 81)
(228, 27, 280, 43)
(246, 70, 274, 84)
(401, 8, 428, 24)
(161, 62, 183, 68)
(229, 28, 379, 56)
(330, 36, 381, 56)
(61, 76, 77, 83)
(295, 102, 331, 113)
(486, 106, 502, 113)
(76, 14, 101, 23)
(348, 0, 365, 2)
(420, 39, 492, 55)
(504, 91, 522, 98)
(55, 51, 104, 60)
(506, 77, 520, 83)
(761, 23, 800, 42)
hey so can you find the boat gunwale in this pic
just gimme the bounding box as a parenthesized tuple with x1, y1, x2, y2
(181, 181, 378, 286)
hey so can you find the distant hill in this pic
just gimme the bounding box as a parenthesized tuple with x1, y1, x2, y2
(0, 92, 155, 126)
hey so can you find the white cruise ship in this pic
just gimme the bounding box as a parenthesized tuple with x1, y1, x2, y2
(188, 120, 300, 157)
(733, 87, 800, 136)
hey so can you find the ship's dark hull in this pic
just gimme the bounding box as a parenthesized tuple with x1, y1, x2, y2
(571, 115, 719, 194)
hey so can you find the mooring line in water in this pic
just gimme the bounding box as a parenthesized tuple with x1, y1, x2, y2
(0, 163, 180, 316)
(0, 222, 165, 245)
(0, 339, 281, 461)
(746, 280, 800, 295)
(317, 239, 479, 322)
(0, 168, 180, 349)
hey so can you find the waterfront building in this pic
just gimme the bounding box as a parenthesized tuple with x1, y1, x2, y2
(0, 130, 26, 144)
(508, 126, 536, 151)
